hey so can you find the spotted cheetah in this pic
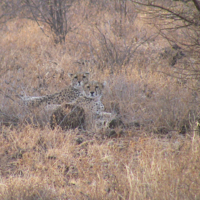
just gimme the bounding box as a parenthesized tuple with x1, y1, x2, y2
(82, 81, 118, 129)
(70, 80, 106, 115)
(81, 80, 117, 126)
(22, 72, 90, 107)
(51, 80, 116, 130)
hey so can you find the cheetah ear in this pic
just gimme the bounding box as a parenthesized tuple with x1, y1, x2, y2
(68, 73, 73, 78)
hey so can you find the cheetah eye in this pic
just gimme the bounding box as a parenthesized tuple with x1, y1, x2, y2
(95, 86, 99, 89)
(83, 75, 86, 78)
(87, 86, 90, 89)
(74, 76, 78, 79)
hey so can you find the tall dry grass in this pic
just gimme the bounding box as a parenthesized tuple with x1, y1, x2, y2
(0, 0, 200, 199)
(0, 126, 200, 199)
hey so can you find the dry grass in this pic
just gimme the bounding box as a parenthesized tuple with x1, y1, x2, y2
(0, 126, 200, 199)
(0, 0, 200, 199)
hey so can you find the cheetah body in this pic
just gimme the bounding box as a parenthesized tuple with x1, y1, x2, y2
(69, 80, 116, 129)
(22, 72, 89, 108)
(50, 80, 109, 130)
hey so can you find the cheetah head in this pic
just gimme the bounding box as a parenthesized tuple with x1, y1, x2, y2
(68, 72, 90, 88)
(83, 81, 106, 99)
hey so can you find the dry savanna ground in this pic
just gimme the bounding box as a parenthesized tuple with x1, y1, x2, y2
(0, 1, 200, 199)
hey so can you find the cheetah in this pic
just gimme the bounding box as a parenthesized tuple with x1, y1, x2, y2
(82, 80, 117, 126)
(71, 80, 106, 115)
(51, 80, 116, 130)
(22, 72, 90, 108)
(81, 81, 118, 129)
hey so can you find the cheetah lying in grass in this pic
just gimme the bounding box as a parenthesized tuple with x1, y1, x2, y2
(22, 72, 90, 108)
(72, 80, 106, 115)
(20, 71, 117, 130)
(50, 80, 116, 130)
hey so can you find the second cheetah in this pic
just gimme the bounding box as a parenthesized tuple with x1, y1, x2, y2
(22, 72, 90, 108)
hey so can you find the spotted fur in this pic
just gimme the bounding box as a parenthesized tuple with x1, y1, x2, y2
(22, 72, 90, 107)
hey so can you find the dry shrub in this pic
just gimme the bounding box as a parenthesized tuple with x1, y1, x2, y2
(0, 15, 198, 135)
(50, 104, 85, 130)
(0, 0, 162, 130)
(101, 70, 199, 134)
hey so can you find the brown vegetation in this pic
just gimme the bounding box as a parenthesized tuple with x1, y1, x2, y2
(0, 0, 200, 199)
(50, 104, 85, 130)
